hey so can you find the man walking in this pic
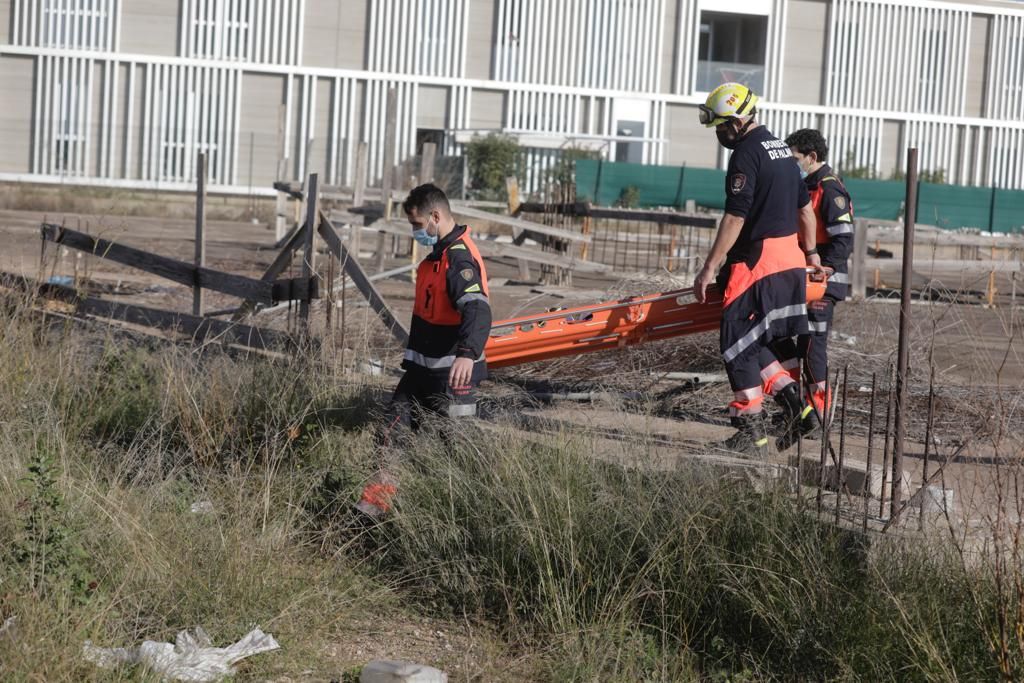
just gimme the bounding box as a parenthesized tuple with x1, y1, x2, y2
(781, 128, 855, 437)
(693, 83, 820, 456)
(356, 183, 492, 518)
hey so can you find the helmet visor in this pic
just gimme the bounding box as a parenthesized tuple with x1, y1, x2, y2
(698, 104, 727, 128)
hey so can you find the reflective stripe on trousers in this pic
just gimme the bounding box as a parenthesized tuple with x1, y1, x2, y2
(729, 386, 764, 417)
(403, 349, 486, 369)
(722, 304, 807, 363)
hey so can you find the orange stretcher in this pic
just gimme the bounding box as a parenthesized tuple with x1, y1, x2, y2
(484, 272, 828, 369)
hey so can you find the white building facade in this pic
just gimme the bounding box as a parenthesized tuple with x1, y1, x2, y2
(0, 0, 1022, 195)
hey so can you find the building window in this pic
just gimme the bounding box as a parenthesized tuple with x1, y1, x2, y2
(12, 0, 118, 50)
(697, 11, 767, 94)
(368, 0, 467, 78)
(181, 0, 302, 65)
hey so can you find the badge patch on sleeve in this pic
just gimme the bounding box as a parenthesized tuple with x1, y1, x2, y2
(460, 268, 475, 281)
(730, 173, 746, 194)
(834, 195, 847, 210)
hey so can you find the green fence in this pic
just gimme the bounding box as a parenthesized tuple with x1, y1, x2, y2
(575, 159, 1024, 234)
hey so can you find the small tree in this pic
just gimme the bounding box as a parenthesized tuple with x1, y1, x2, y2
(618, 185, 641, 208)
(465, 134, 522, 200)
(547, 146, 602, 188)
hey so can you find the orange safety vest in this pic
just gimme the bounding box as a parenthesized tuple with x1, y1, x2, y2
(412, 228, 490, 326)
(808, 176, 848, 246)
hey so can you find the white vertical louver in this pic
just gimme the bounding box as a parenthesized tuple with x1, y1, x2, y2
(180, 0, 305, 65)
(673, 0, 699, 94)
(12, 0, 121, 51)
(822, 112, 883, 176)
(368, 0, 469, 77)
(986, 14, 1024, 122)
(903, 120, 964, 184)
(826, 0, 969, 116)
(758, 108, 819, 141)
(445, 85, 472, 156)
(763, 0, 788, 101)
(34, 55, 95, 176)
(494, 0, 665, 92)
(986, 127, 1024, 191)
(139, 64, 242, 184)
(361, 80, 418, 183)
(326, 76, 358, 186)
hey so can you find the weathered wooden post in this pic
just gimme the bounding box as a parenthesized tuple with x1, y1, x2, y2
(891, 148, 918, 524)
(300, 173, 319, 330)
(851, 218, 868, 299)
(378, 88, 397, 273)
(193, 152, 206, 316)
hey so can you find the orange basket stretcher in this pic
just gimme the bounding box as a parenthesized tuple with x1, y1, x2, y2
(485, 272, 828, 369)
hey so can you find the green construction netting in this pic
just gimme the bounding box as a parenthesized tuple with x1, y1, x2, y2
(917, 183, 993, 230)
(575, 159, 726, 209)
(992, 189, 1024, 234)
(574, 159, 1024, 233)
(843, 179, 905, 221)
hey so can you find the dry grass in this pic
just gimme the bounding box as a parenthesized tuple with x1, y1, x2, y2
(2, 277, 1024, 680)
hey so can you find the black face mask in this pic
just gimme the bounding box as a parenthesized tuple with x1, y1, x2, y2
(716, 119, 754, 149)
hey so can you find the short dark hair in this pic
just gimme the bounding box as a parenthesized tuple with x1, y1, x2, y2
(785, 128, 829, 163)
(403, 183, 450, 216)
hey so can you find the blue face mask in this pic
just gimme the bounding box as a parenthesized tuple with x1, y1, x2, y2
(413, 228, 438, 247)
(799, 167, 809, 180)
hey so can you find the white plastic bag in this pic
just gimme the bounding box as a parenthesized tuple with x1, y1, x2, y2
(83, 626, 280, 682)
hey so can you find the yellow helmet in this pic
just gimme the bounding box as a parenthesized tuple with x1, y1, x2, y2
(698, 82, 759, 128)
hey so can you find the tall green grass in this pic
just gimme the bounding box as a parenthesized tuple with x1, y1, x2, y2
(369, 427, 1000, 681)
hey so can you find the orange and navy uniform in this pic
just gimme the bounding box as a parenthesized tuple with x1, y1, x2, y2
(391, 224, 491, 424)
(799, 164, 854, 414)
(717, 125, 810, 417)
(357, 223, 491, 518)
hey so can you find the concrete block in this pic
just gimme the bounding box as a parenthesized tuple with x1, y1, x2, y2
(791, 455, 911, 499)
(360, 660, 448, 683)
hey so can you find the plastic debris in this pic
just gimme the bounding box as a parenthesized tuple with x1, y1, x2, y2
(82, 626, 280, 682)
(358, 359, 385, 376)
(0, 615, 16, 640)
(189, 500, 215, 514)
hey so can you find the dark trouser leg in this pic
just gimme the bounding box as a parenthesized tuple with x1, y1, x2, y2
(719, 317, 770, 455)
(759, 342, 799, 397)
(798, 297, 836, 418)
(358, 367, 480, 517)
(358, 371, 429, 518)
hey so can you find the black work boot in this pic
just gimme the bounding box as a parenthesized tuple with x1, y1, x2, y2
(716, 414, 770, 458)
(775, 385, 818, 451)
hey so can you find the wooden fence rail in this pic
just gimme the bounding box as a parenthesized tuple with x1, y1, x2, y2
(41, 223, 315, 306)
(1, 271, 293, 351)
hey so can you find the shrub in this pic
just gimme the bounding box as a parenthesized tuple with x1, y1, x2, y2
(465, 134, 522, 200)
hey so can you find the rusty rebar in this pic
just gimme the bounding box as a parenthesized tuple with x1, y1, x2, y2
(863, 371, 878, 532)
(919, 364, 936, 530)
(836, 366, 848, 526)
(818, 364, 830, 517)
(794, 360, 802, 509)
(880, 364, 895, 519)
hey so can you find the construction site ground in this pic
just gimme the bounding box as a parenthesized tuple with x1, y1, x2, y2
(2, 205, 1023, 543)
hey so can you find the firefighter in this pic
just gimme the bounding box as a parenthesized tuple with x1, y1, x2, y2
(780, 128, 855, 438)
(693, 83, 821, 456)
(355, 183, 492, 518)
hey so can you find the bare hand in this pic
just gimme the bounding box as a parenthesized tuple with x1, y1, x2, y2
(805, 253, 829, 281)
(448, 357, 474, 389)
(694, 266, 716, 304)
